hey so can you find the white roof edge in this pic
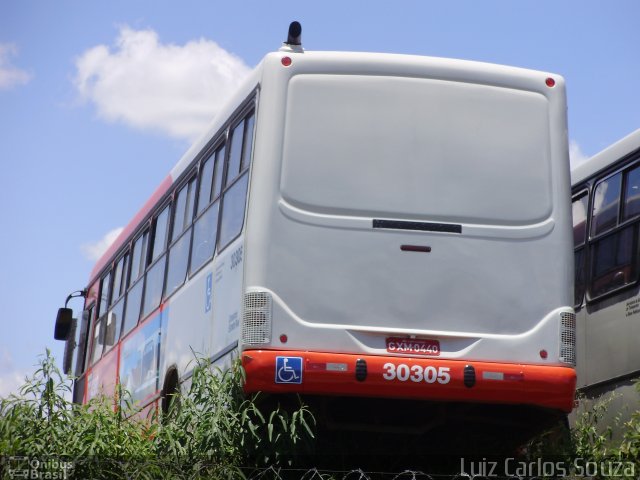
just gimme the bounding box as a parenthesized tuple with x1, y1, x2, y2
(170, 49, 562, 185)
(572, 128, 640, 186)
(169, 60, 265, 183)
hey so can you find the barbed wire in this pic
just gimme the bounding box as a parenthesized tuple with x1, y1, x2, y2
(239, 467, 518, 480)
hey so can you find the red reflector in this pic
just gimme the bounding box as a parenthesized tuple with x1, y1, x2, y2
(281, 56, 292, 67)
(539, 349, 548, 359)
(279, 334, 288, 343)
(545, 77, 555, 87)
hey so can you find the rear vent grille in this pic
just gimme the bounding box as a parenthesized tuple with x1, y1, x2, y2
(559, 312, 576, 366)
(242, 291, 272, 345)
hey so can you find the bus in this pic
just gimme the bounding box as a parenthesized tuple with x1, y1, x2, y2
(571, 128, 640, 425)
(55, 23, 576, 443)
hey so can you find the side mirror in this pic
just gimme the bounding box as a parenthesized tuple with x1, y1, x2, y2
(54, 308, 73, 340)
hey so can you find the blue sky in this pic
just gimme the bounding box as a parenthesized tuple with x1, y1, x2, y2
(1, 0, 639, 395)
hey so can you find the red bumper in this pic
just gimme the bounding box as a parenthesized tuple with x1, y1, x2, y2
(242, 350, 576, 413)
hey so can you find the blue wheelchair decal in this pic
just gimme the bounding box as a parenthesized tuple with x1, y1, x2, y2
(275, 356, 303, 384)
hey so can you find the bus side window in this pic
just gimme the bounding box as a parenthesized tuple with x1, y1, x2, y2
(190, 197, 220, 273)
(218, 111, 254, 251)
(76, 304, 93, 376)
(218, 173, 249, 250)
(226, 120, 245, 186)
(226, 111, 255, 187)
(573, 193, 588, 306)
(142, 205, 170, 319)
(106, 252, 128, 346)
(91, 270, 112, 364)
(89, 316, 105, 366)
(191, 144, 225, 274)
(97, 271, 111, 320)
(212, 145, 226, 200)
(589, 171, 639, 299)
(240, 112, 255, 172)
(123, 231, 148, 337)
(623, 165, 640, 221)
(166, 175, 196, 298)
(197, 155, 215, 215)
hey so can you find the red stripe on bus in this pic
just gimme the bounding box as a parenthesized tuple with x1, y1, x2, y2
(89, 175, 173, 282)
(242, 350, 577, 413)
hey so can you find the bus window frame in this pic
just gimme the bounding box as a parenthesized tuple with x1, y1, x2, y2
(164, 171, 197, 301)
(189, 138, 226, 277)
(77, 302, 94, 376)
(217, 107, 255, 253)
(121, 227, 150, 340)
(572, 188, 589, 308)
(79, 90, 259, 365)
(585, 156, 640, 303)
(141, 201, 171, 322)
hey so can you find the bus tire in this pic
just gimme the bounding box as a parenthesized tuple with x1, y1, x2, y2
(161, 367, 180, 419)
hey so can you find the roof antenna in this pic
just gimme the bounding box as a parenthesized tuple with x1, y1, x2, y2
(280, 21, 304, 53)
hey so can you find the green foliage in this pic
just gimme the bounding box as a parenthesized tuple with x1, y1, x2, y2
(617, 381, 640, 462)
(526, 381, 640, 478)
(571, 392, 616, 462)
(155, 357, 316, 476)
(0, 351, 315, 479)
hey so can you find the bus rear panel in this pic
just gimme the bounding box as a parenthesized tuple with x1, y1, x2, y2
(241, 52, 576, 415)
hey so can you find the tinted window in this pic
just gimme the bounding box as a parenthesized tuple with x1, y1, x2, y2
(219, 173, 249, 249)
(623, 166, 640, 221)
(574, 249, 586, 306)
(172, 177, 196, 242)
(227, 121, 244, 186)
(98, 272, 111, 317)
(130, 232, 148, 282)
(573, 195, 588, 247)
(111, 254, 128, 301)
(105, 297, 124, 347)
(90, 318, 105, 365)
(142, 256, 166, 318)
(77, 305, 93, 375)
(590, 226, 637, 298)
(166, 229, 191, 297)
(190, 202, 219, 273)
(123, 280, 143, 336)
(591, 173, 621, 237)
(240, 113, 255, 171)
(212, 146, 225, 200)
(197, 156, 215, 214)
(151, 206, 170, 262)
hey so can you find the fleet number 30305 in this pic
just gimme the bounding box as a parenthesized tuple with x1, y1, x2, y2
(382, 363, 451, 384)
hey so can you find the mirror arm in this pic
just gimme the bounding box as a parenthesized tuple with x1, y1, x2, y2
(64, 289, 87, 308)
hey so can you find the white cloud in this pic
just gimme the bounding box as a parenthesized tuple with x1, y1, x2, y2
(81, 227, 124, 261)
(0, 349, 28, 398)
(0, 43, 32, 90)
(74, 27, 252, 142)
(569, 139, 589, 168)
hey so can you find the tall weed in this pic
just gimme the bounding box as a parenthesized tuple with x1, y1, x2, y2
(0, 351, 315, 479)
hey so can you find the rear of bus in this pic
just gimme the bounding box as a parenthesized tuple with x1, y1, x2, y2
(241, 52, 576, 429)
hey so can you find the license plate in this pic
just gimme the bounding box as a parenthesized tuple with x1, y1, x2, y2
(386, 337, 440, 356)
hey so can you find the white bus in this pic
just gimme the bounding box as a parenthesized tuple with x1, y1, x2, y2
(572, 128, 640, 421)
(55, 23, 575, 440)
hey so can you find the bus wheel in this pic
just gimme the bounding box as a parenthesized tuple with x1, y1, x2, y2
(161, 368, 180, 420)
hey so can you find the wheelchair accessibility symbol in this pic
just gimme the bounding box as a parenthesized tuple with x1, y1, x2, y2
(275, 356, 303, 384)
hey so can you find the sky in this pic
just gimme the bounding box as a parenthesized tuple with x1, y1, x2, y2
(1, 0, 639, 396)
